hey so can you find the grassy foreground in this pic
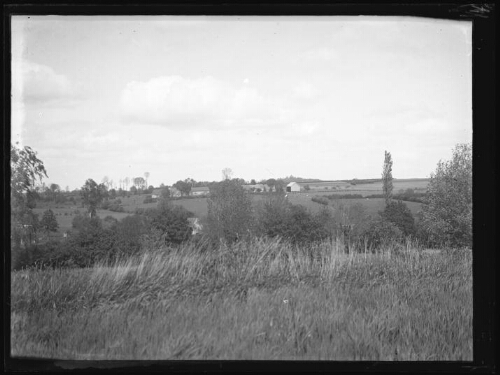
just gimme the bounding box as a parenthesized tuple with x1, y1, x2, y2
(11, 239, 472, 360)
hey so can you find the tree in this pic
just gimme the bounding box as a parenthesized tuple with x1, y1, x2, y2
(124, 177, 130, 190)
(40, 209, 59, 234)
(143, 200, 193, 245)
(250, 179, 257, 185)
(173, 180, 192, 197)
(222, 167, 233, 181)
(207, 179, 254, 244)
(160, 187, 171, 200)
(380, 200, 415, 237)
(47, 183, 60, 202)
(80, 179, 106, 218)
(275, 179, 285, 193)
(382, 151, 393, 205)
(266, 178, 277, 192)
(420, 143, 472, 248)
(133, 177, 146, 190)
(11, 143, 47, 248)
(257, 193, 290, 239)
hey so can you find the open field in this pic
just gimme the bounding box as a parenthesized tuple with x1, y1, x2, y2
(287, 196, 422, 217)
(33, 192, 423, 237)
(303, 178, 429, 195)
(33, 206, 131, 237)
(11, 240, 472, 360)
(30, 178, 427, 236)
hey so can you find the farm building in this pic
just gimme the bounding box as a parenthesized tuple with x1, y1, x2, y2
(190, 187, 210, 197)
(286, 182, 301, 193)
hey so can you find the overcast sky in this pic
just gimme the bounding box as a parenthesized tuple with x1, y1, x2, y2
(11, 16, 472, 190)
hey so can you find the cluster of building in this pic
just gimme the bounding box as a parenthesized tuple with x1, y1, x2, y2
(151, 181, 305, 199)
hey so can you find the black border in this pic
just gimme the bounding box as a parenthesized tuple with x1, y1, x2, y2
(2, 2, 496, 373)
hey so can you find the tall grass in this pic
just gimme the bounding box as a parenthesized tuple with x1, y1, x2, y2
(11, 238, 472, 360)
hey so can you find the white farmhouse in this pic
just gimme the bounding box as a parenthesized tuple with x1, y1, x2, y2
(286, 182, 301, 193)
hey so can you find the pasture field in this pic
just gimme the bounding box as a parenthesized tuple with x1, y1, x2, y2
(304, 178, 429, 195)
(33, 206, 132, 237)
(33, 191, 424, 236)
(287, 195, 422, 217)
(31, 178, 427, 235)
(10, 239, 472, 360)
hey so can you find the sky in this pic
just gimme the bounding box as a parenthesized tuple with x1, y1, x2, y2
(11, 16, 472, 190)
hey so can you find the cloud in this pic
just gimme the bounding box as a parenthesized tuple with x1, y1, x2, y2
(12, 61, 85, 104)
(302, 47, 339, 62)
(292, 81, 319, 100)
(404, 118, 452, 136)
(119, 75, 283, 128)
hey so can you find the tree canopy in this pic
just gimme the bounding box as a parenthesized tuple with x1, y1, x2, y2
(382, 151, 393, 205)
(11, 143, 47, 248)
(421, 143, 472, 248)
(207, 179, 254, 244)
(80, 179, 106, 218)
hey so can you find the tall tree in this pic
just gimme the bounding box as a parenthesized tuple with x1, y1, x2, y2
(133, 177, 146, 190)
(266, 178, 277, 192)
(11, 143, 47, 248)
(207, 179, 254, 244)
(420, 143, 472, 248)
(382, 151, 393, 205)
(49, 183, 60, 202)
(80, 179, 106, 218)
(40, 209, 59, 234)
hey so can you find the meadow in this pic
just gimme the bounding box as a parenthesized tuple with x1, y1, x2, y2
(33, 178, 428, 236)
(11, 238, 472, 360)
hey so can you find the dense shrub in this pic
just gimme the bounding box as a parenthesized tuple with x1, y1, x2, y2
(207, 180, 254, 244)
(143, 195, 154, 204)
(40, 209, 58, 233)
(72, 212, 91, 231)
(102, 198, 124, 212)
(257, 194, 290, 239)
(365, 192, 425, 203)
(12, 240, 65, 270)
(361, 217, 403, 250)
(326, 194, 363, 200)
(311, 196, 329, 205)
(257, 195, 329, 245)
(285, 205, 329, 245)
(420, 143, 472, 248)
(380, 200, 416, 237)
(143, 200, 193, 246)
(114, 214, 146, 256)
